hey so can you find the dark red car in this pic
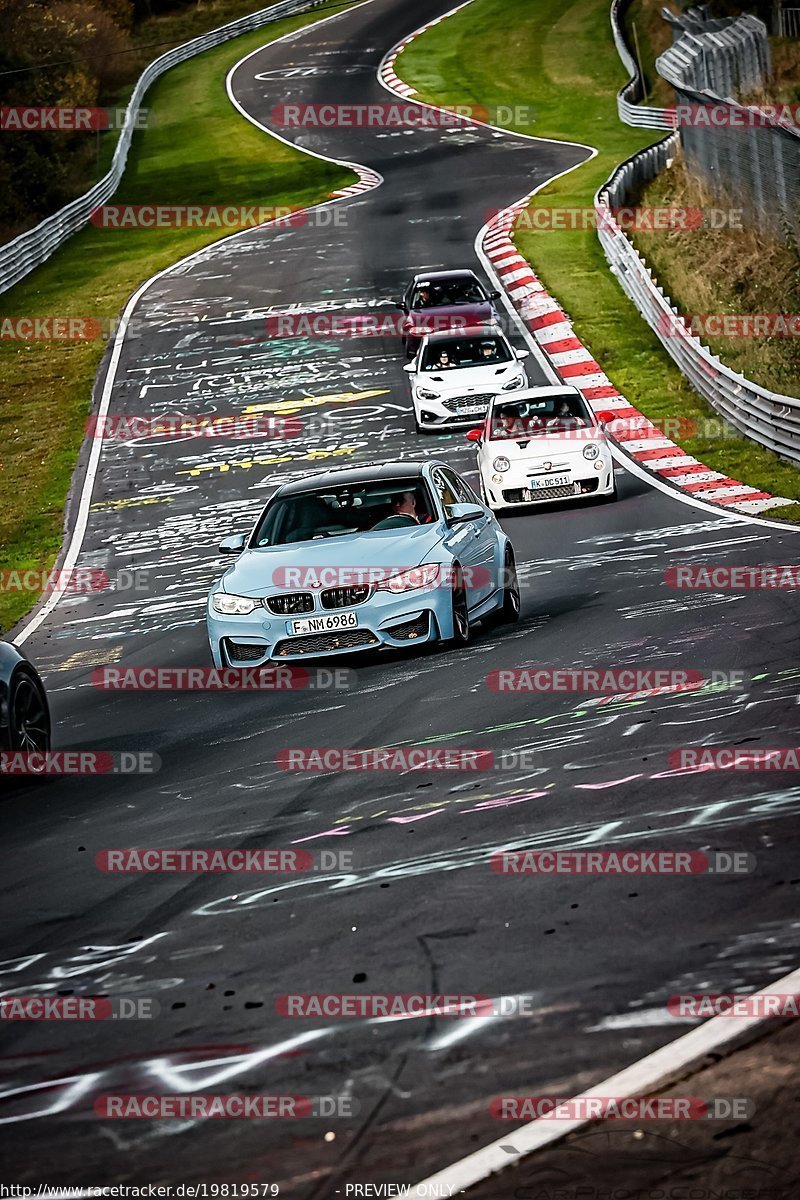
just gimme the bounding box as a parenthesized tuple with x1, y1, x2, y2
(399, 269, 502, 356)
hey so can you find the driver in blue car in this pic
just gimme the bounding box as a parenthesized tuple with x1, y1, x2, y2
(373, 490, 420, 530)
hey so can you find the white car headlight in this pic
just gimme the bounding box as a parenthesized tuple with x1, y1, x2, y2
(583, 444, 600, 461)
(493, 456, 510, 472)
(501, 374, 526, 391)
(375, 564, 440, 593)
(212, 593, 259, 615)
(416, 387, 440, 401)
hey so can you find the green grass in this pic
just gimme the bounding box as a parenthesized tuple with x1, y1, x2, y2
(0, 0, 358, 633)
(396, 0, 800, 520)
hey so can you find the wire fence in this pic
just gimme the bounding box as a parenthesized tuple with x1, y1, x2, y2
(0, 0, 327, 297)
(596, 136, 800, 466)
(657, 8, 800, 247)
(776, 7, 800, 37)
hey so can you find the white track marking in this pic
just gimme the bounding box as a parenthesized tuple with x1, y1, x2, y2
(409, 962, 800, 1195)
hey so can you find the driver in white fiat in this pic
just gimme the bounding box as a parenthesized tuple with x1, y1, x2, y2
(468, 386, 618, 512)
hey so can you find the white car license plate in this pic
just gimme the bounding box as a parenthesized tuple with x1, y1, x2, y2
(526, 475, 571, 491)
(290, 611, 359, 635)
(457, 405, 485, 416)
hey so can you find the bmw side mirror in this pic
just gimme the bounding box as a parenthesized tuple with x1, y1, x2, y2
(219, 534, 247, 554)
(448, 503, 485, 525)
(466, 428, 482, 443)
(596, 410, 616, 424)
(489, 291, 501, 300)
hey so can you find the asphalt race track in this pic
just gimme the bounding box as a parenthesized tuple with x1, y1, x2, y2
(3, 0, 800, 1189)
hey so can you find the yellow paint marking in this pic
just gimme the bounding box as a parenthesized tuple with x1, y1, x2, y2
(243, 388, 389, 416)
(179, 446, 359, 478)
(58, 644, 123, 671)
(90, 495, 173, 512)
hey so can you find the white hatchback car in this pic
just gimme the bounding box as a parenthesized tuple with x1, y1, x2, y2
(467, 386, 617, 512)
(404, 327, 529, 432)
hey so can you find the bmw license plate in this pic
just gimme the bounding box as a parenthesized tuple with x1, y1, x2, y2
(290, 611, 358, 635)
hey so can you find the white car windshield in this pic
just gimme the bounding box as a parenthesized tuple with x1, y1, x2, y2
(422, 335, 512, 371)
(489, 393, 594, 440)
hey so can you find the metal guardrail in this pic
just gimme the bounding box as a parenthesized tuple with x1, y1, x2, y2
(610, 0, 675, 129)
(0, 0, 326, 296)
(596, 136, 800, 467)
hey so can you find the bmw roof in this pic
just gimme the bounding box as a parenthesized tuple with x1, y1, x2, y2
(277, 460, 446, 495)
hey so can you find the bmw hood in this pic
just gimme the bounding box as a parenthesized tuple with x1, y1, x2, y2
(218, 525, 447, 597)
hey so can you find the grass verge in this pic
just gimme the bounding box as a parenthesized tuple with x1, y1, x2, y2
(395, 0, 800, 518)
(0, 0, 358, 634)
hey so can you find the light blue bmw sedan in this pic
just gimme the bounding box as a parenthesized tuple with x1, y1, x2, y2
(207, 459, 520, 665)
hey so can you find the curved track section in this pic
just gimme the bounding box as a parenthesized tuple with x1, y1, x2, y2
(2, 0, 799, 1189)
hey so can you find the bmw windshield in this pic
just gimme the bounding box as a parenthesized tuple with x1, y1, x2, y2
(251, 480, 436, 546)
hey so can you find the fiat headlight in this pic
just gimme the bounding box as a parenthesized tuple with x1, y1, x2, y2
(212, 593, 259, 615)
(583, 444, 600, 461)
(493, 456, 510, 472)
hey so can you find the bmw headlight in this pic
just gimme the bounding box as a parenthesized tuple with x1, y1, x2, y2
(501, 374, 526, 391)
(416, 388, 440, 401)
(493, 456, 510, 472)
(583, 444, 600, 461)
(212, 593, 260, 615)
